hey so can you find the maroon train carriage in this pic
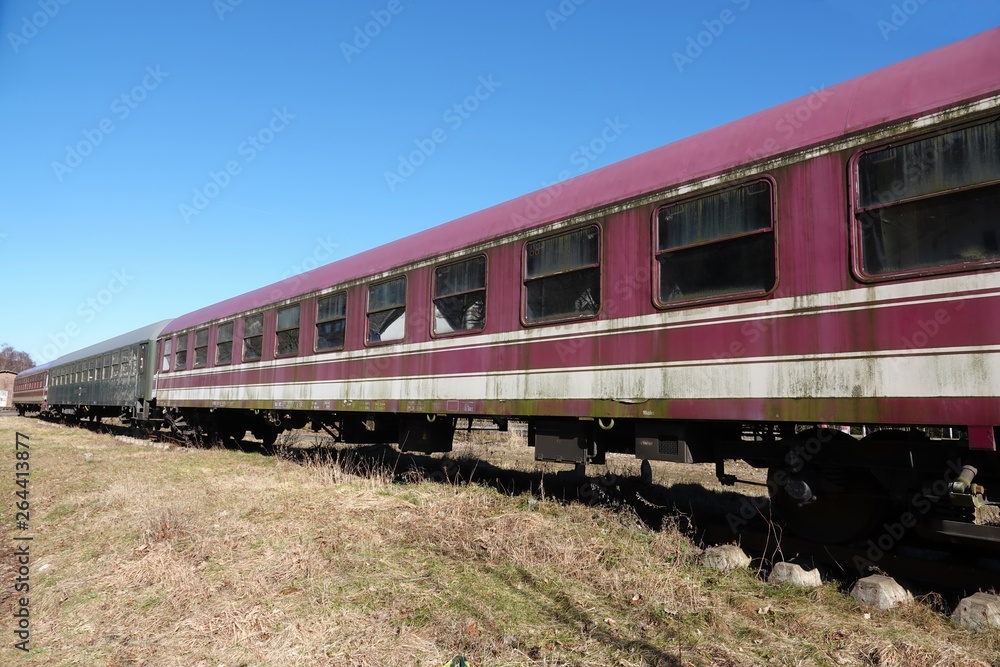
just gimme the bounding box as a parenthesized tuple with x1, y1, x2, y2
(152, 30, 1000, 543)
(13, 363, 51, 416)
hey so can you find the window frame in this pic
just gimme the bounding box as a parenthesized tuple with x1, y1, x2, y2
(161, 338, 172, 373)
(849, 115, 1000, 284)
(366, 275, 407, 346)
(315, 291, 348, 353)
(193, 328, 209, 368)
(275, 304, 301, 358)
(520, 223, 603, 327)
(215, 321, 234, 366)
(174, 334, 188, 372)
(242, 313, 264, 362)
(431, 254, 488, 338)
(651, 177, 778, 310)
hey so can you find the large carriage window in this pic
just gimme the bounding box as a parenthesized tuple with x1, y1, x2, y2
(243, 314, 263, 361)
(434, 256, 486, 335)
(524, 226, 600, 323)
(367, 277, 406, 344)
(121, 348, 131, 375)
(161, 339, 171, 372)
(316, 293, 347, 352)
(856, 118, 1000, 277)
(216, 322, 233, 365)
(174, 336, 187, 371)
(656, 180, 775, 305)
(111, 351, 119, 378)
(193, 328, 209, 368)
(276, 305, 300, 356)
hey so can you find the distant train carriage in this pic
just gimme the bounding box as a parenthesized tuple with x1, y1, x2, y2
(47, 321, 172, 423)
(13, 363, 51, 416)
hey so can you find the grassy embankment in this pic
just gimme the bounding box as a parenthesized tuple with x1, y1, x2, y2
(0, 415, 996, 666)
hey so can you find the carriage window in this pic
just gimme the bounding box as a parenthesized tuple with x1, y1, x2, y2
(193, 328, 209, 368)
(276, 305, 300, 356)
(243, 314, 264, 361)
(524, 226, 600, 323)
(434, 256, 486, 335)
(656, 180, 775, 305)
(121, 348, 131, 375)
(111, 351, 119, 378)
(174, 336, 187, 371)
(367, 277, 406, 344)
(162, 339, 172, 372)
(856, 118, 1000, 277)
(216, 322, 233, 365)
(316, 293, 347, 352)
(103, 355, 111, 379)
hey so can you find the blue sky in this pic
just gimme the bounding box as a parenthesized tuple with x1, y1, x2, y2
(2, 1, 998, 364)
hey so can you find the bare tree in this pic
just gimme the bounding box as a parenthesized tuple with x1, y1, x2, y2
(0, 344, 35, 373)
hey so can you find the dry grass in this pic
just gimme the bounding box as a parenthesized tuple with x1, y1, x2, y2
(0, 416, 997, 666)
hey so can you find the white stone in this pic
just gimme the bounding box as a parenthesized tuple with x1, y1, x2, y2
(768, 561, 822, 587)
(951, 592, 1000, 630)
(850, 575, 913, 610)
(702, 545, 751, 571)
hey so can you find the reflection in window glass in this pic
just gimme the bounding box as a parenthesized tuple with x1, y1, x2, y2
(367, 277, 406, 343)
(243, 314, 263, 361)
(162, 339, 172, 372)
(276, 305, 300, 356)
(856, 119, 1000, 276)
(524, 226, 600, 323)
(316, 293, 347, 351)
(434, 256, 486, 335)
(193, 328, 209, 368)
(174, 336, 187, 371)
(656, 181, 775, 304)
(216, 322, 233, 365)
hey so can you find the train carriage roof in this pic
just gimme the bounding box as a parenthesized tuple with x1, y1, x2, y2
(164, 28, 1000, 336)
(14, 362, 53, 377)
(49, 320, 174, 370)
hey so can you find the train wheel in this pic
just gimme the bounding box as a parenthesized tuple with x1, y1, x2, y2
(768, 428, 885, 544)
